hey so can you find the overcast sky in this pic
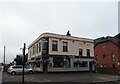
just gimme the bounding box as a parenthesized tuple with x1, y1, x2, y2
(0, 0, 119, 64)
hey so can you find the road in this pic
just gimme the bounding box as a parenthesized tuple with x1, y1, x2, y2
(3, 72, 120, 84)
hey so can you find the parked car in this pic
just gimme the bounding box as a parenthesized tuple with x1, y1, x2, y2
(7, 65, 34, 75)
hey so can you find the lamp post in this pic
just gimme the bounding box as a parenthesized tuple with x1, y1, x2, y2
(22, 43, 26, 83)
(3, 46, 5, 72)
(2, 46, 6, 83)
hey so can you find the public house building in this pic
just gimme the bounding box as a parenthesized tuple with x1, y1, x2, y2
(27, 32, 94, 72)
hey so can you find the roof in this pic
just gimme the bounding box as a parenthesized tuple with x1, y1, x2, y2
(94, 33, 120, 47)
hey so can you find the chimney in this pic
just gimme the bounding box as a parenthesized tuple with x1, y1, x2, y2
(66, 30, 71, 36)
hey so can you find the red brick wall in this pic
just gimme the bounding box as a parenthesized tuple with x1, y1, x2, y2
(94, 41, 119, 69)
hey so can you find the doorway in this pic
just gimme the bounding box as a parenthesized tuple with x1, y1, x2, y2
(89, 62, 93, 71)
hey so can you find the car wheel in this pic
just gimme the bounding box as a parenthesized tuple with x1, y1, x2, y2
(11, 71, 16, 75)
(28, 71, 33, 74)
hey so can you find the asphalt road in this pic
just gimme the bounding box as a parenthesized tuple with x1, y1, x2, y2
(3, 72, 120, 84)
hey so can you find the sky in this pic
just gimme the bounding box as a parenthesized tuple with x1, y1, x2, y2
(0, 0, 119, 64)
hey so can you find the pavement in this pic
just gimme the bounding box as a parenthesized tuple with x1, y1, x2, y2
(2, 72, 120, 84)
(0, 71, 2, 84)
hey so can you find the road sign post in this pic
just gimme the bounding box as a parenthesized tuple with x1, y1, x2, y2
(22, 43, 26, 83)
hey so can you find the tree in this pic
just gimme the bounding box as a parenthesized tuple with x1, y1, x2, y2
(14, 54, 28, 65)
(14, 55, 23, 65)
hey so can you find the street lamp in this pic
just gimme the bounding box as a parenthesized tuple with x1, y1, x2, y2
(3, 46, 6, 72)
(2, 46, 6, 83)
(20, 43, 26, 83)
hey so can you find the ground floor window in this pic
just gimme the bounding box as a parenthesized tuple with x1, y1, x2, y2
(49, 63, 52, 67)
(74, 62, 78, 67)
(53, 56, 64, 68)
(79, 62, 87, 67)
(36, 63, 40, 67)
(53, 62, 62, 67)
(112, 64, 115, 68)
(73, 61, 88, 67)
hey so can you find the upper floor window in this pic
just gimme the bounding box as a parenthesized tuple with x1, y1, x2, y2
(30, 51, 31, 58)
(96, 55, 98, 61)
(36, 44, 38, 53)
(79, 49, 83, 56)
(103, 54, 106, 58)
(52, 40, 58, 51)
(63, 42, 68, 52)
(111, 53, 115, 61)
(34, 45, 36, 54)
(39, 42, 41, 52)
(33, 46, 35, 55)
(87, 49, 90, 57)
(102, 45, 105, 48)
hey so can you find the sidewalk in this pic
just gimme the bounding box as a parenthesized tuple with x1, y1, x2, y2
(0, 71, 2, 84)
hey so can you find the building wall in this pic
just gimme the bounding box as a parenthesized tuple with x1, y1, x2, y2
(94, 41, 119, 68)
(28, 40, 42, 60)
(49, 37, 94, 57)
(28, 33, 94, 60)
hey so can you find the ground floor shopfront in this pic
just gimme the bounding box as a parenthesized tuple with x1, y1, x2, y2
(26, 55, 94, 72)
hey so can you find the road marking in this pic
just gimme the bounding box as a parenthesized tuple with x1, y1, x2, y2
(28, 79, 51, 82)
(25, 77, 43, 82)
(92, 80, 104, 82)
(96, 77, 113, 81)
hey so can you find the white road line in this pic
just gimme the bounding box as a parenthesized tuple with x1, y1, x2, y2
(96, 77, 114, 81)
(25, 77, 43, 82)
(92, 80, 104, 82)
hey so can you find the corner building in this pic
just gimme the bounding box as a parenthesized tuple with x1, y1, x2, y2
(27, 32, 94, 72)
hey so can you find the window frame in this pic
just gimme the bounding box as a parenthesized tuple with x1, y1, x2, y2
(86, 49, 90, 57)
(103, 54, 106, 58)
(36, 44, 38, 53)
(111, 53, 115, 61)
(33, 46, 35, 55)
(52, 40, 58, 51)
(63, 41, 68, 52)
(96, 55, 98, 61)
(39, 42, 41, 52)
(79, 49, 83, 56)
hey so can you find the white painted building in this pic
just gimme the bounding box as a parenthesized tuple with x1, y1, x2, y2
(27, 32, 94, 72)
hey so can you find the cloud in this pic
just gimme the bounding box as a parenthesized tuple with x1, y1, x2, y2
(0, 1, 118, 63)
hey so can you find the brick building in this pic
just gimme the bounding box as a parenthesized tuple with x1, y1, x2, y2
(94, 33, 120, 74)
